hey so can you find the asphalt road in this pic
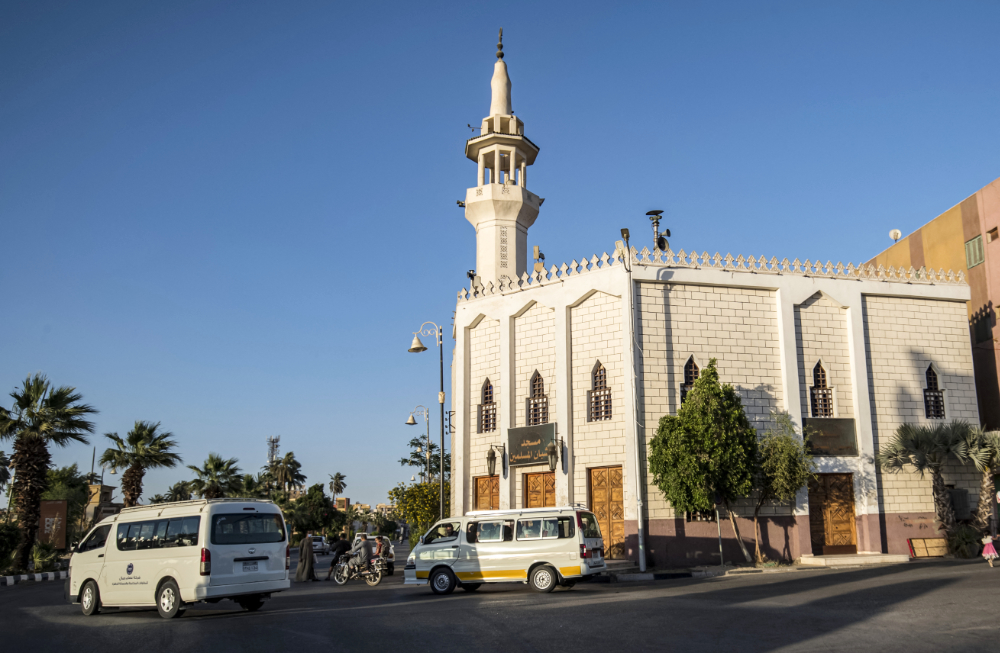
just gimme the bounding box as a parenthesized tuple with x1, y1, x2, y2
(2, 553, 997, 653)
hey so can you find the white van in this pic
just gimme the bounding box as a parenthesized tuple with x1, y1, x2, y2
(66, 498, 290, 618)
(403, 506, 606, 594)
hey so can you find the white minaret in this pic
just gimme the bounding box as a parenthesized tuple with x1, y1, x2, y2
(464, 29, 542, 285)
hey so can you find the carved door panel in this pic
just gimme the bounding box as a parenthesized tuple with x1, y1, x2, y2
(475, 476, 499, 510)
(524, 472, 555, 508)
(808, 473, 857, 555)
(589, 466, 625, 559)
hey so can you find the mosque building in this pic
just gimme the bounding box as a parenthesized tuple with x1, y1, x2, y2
(448, 33, 979, 567)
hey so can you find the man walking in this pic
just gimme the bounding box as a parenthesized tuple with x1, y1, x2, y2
(295, 533, 318, 582)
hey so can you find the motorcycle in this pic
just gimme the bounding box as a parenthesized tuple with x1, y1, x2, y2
(332, 554, 384, 587)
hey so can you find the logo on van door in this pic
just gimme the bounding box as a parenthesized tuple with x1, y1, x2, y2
(126, 563, 133, 575)
(248, 548, 256, 554)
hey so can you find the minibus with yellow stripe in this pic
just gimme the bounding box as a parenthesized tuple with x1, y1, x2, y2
(403, 506, 606, 594)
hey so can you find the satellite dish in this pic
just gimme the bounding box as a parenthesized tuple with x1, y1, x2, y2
(890, 229, 902, 243)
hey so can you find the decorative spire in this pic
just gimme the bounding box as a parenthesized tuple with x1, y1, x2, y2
(489, 28, 512, 115)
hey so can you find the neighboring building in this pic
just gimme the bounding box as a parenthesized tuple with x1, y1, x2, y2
(335, 497, 350, 511)
(85, 484, 122, 525)
(374, 503, 395, 517)
(867, 177, 1000, 428)
(448, 38, 980, 566)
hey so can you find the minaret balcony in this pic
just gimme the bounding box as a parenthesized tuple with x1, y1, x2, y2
(464, 182, 541, 231)
(465, 131, 539, 165)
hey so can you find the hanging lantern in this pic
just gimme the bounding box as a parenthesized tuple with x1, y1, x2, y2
(487, 447, 496, 477)
(546, 440, 558, 472)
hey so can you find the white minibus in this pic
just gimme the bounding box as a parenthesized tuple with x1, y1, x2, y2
(66, 498, 290, 618)
(403, 506, 606, 594)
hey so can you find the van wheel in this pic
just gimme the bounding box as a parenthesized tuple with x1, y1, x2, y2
(530, 566, 557, 593)
(429, 568, 456, 595)
(156, 580, 183, 619)
(461, 583, 482, 592)
(237, 596, 264, 612)
(80, 581, 101, 616)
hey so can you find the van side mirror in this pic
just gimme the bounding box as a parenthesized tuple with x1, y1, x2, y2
(418, 536, 425, 545)
(70, 542, 79, 553)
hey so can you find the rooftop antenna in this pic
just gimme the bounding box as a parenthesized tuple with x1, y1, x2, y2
(890, 229, 902, 244)
(266, 435, 281, 466)
(646, 210, 670, 251)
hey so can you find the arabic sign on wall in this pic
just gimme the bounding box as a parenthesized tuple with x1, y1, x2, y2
(507, 423, 555, 467)
(38, 500, 67, 549)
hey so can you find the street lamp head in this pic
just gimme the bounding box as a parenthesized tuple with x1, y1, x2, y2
(405, 414, 417, 425)
(620, 228, 630, 242)
(408, 334, 428, 353)
(546, 440, 559, 473)
(487, 447, 496, 477)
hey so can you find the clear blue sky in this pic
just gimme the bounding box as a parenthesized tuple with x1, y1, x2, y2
(2, 1, 998, 506)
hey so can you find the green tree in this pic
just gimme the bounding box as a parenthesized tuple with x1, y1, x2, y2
(752, 412, 815, 563)
(148, 494, 167, 504)
(0, 374, 97, 570)
(99, 421, 182, 508)
(647, 359, 757, 563)
(165, 481, 192, 502)
(266, 452, 306, 493)
(188, 454, 242, 499)
(290, 484, 339, 534)
(398, 438, 451, 481)
(0, 451, 10, 495)
(388, 480, 451, 548)
(41, 464, 92, 548)
(877, 421, 971, 536)
(240, 473, 269, 499)
(328, 472, 346, 499)
(957, 427, 1000, 535)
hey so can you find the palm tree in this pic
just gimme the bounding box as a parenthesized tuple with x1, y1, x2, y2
(0, 451, 10, 495)
(877, 421, 971, 535)
(165, 481, 192, 502)
(268, 452, 306, 493)
(240, 473, 269, 499)
(962, 427, 1000, 534)
(328, 473, 346, 500)
(343, 504, 359, 537)
(99, 421, 181, 508)
(188, 454, 242, 499)
(148, 494, 167, 504)
(0, 374, 96, 570)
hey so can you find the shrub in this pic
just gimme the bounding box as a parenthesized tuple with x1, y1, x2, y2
(948, 524, 982, 559)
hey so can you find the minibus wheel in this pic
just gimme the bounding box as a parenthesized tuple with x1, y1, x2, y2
(156, 580, 183, 619)
(237, 596, 265, 612)
(80, 581, 101, 616)
(529, 565, 557, 593)
(429, 567, 456, 595)
(460, 583, 482, 592)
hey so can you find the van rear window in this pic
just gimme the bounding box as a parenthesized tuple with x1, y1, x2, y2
(211, 513, 286, 545)
(579, 512, 602, 539)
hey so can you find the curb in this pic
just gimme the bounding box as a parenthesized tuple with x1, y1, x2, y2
(0, 571, 67, 586)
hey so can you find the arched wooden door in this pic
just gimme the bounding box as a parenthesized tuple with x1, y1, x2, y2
(808, 473, 857, 555)
(589, 466, 624, 559)
(475, 476, 499, 510)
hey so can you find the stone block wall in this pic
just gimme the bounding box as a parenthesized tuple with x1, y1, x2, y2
(795, 292, 854, 419)
(569, 291, 625, 505)
(468, 318, 501, 497)
(514, 302, 557, 428)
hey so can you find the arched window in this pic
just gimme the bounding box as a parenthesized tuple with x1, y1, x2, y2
(924, 366, 945, 419)
(680, 357, 699, 404)
(589, 362, 612, 421)
(478, 379, 496, 433)
(811, 362, 833, 417)
(528, 371, 548, 426)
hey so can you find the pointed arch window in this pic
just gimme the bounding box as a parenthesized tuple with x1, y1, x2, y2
(924, 366, 945, 419)
(589, 362, 612, 421)
(478, 379, 496, 433)
(810, 362, 833, 417)
(528, 371, 548, 426)
(680, 357, 699, 404)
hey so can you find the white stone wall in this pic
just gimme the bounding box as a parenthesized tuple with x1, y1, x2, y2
(862, 296, 980, 513)
(636, 283, 784, 519)
(570, 291, 625, 504)
(468, 318, 501, 494)
(795, 292, 854, 419)
(514, 302, 556, 428)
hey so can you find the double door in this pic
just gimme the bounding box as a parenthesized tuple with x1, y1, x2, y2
(589, 466, 624, 559)
(808, 473, 857, 555)
(475, 476, 499, 511)
(524, 472, 555, 508)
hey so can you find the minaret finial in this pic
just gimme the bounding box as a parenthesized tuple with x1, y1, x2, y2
(496, 28, 504, 60)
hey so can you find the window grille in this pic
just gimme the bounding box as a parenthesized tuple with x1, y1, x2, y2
(924, 366, 945, 419)
(680, 357, 699, 404)
(810, 363, 833, 417)
(479, 379, 496, 433)
(685, 510, 716, 523)
(528, 372, 548, 426)
(590, 363, 612, 421)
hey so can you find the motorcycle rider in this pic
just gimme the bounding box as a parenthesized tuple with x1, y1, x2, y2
(348, 533, 373, 573)
(324, 534, 351, 581)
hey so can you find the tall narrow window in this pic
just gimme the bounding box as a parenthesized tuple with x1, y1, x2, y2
(479, 379, 496, 433)
(528, 371, 549, 426)
(811, 362, 833, 417)
(680, 357, 699, 404)
(589, 362, 612, 421)
(924, 366, 946, 419)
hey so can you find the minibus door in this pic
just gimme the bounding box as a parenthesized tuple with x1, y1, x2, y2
(415, 521, 462, 577)
(70, 525, 112, 599)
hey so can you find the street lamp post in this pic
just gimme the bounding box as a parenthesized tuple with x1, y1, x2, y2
(405, 406, 431, 483)
(408, 321, 446, 520)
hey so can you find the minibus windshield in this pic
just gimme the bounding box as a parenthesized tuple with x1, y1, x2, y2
(211, 513, 286, 545)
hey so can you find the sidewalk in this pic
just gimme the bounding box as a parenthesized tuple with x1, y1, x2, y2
(1, 571, 67, 586)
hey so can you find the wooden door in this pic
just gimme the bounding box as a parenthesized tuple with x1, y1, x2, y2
(808, 473, 857, 555)
(589, 466, 625, 559)
(524, 472, 555, 508)
(475, 476, 499, 510)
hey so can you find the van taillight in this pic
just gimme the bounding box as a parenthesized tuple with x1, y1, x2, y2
(200, 548, 211, 576)
(580, 544, 591, 559)
(285, 544, 290, 571)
